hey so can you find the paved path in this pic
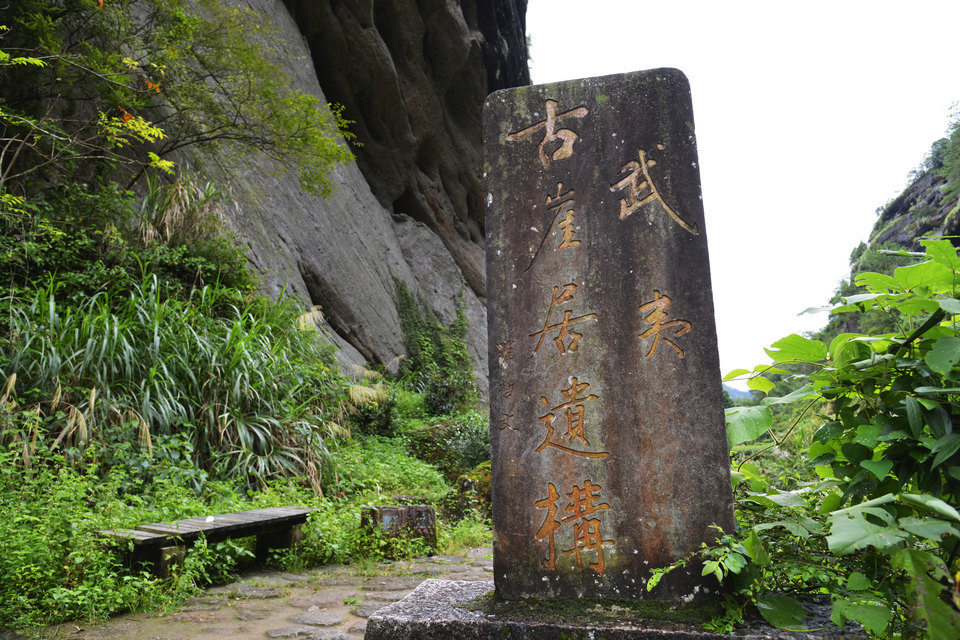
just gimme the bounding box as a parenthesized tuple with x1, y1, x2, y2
(41, 548, 494, 640)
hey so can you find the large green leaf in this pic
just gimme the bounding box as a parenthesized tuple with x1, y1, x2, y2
(741, 529, 770, 565)
(894, 260, 954, 291)
(725, 405, 772, 447)
(899, 517, 960, 541)
(747, 375, 775, 394)
(855, 271, 900, 293)
(900, 493, 960, 522)
(932, 433, 960, 469)
(923, 238, 960, 270)
(860, 459, 893, 480)
(915, 386, 960, 394)
(937, 298, 960, 315)
(756, 594, 806, 631)
(891, 549, 960, 640)
(925, 336, 960, 375)
(764, 334, 827, 362)
(905, 396, 923, 438)
(841, 292, 886, 305)
(830, 598, 893, 636)
(845, 572, 872, 591)
(760, 383, 815, 406)
(827, 510, 908, 554)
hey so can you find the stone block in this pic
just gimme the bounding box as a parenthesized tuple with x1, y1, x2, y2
(483, 68, 735, 601)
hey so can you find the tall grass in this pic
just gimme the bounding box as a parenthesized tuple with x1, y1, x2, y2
(0, 274, 349, 490)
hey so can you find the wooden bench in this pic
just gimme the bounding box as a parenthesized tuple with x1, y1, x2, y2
(99, 506, 314, 575)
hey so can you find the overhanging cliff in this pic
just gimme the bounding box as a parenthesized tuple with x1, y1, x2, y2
(197, 0, 529, 389)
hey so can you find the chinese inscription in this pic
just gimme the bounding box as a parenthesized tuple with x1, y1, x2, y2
(638, 290, 692, 358)
(484, 68, 735, 601)
(536, 481, 613, 573)
(529, 284, 598, 354)
(536, 377, 607, 459)
(610, 147, 699, 235)
(507, 99, 589, 168)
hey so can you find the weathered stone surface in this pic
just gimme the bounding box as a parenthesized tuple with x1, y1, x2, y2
(289, 612, 345, 627)
(182, 0, 529, 389)
(177, 0, 529, 388)
(393, 214, 488, 384)
(207, 581, 284, 598)
(361, 577, 425, 592)
(365, 579, 867, 640)
(484, 69, 735, 601)
(350, 603, 387, 619)
(233, 604, 271, 621)
(283, 0, 530, 302)
(266, 626, 314, 638)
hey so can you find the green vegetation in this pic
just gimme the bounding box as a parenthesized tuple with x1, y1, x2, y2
(0, 182, 491, 630)
(665, 239, 960, 637)
(394, 277, 478, 415)
(0, 1, 490, 634)
(0, 0, 355, 198)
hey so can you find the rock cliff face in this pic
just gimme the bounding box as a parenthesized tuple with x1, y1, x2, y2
(870, 170, 960, 249)
(205, 0, 529, 388)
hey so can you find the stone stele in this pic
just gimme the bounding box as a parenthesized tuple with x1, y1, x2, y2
(483, 68, 735, 601)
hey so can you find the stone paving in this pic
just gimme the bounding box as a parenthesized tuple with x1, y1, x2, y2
(39, 548, 494, 640)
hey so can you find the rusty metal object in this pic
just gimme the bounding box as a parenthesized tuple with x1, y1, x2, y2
(483, 68, 735, 601)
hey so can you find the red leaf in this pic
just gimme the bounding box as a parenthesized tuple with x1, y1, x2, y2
(97, 0, 103, 8)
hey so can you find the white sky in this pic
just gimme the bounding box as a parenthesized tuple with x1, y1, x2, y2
(526, 0, 960, 385)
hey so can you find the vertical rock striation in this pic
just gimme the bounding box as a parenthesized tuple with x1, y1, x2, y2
(202, 0, 529, 388)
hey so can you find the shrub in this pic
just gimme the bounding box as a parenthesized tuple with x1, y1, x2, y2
(394, 278, 478, 416)
(679, 239, 960, 636)
(0, 273, 348, 491)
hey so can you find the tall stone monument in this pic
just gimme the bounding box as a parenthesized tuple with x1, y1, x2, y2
(484, 68, 735, 602)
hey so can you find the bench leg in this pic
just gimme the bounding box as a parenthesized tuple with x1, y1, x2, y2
(255, 524, 304, 562)
(158, 545, 186, 578)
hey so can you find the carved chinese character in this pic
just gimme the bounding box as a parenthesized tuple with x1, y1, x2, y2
(562, 481, 609, 522)
(500, 379, 515, 398)
(609, 147, 699, 235)
(546, 182, 580, 250)
(497, 340, 516, 369)
(537, 377, 607, 459)
(535, 483, 562, 570)
(499, 413, 517, 432)
(525, 183, 581, 272)
(556, 210, 580, 250)
(536, 480, 613, 574)
(507, 99, 589, 168)
(638, 290, 692, 358)
(529, 284, 598, 354)
(563, 518, 614, 574)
